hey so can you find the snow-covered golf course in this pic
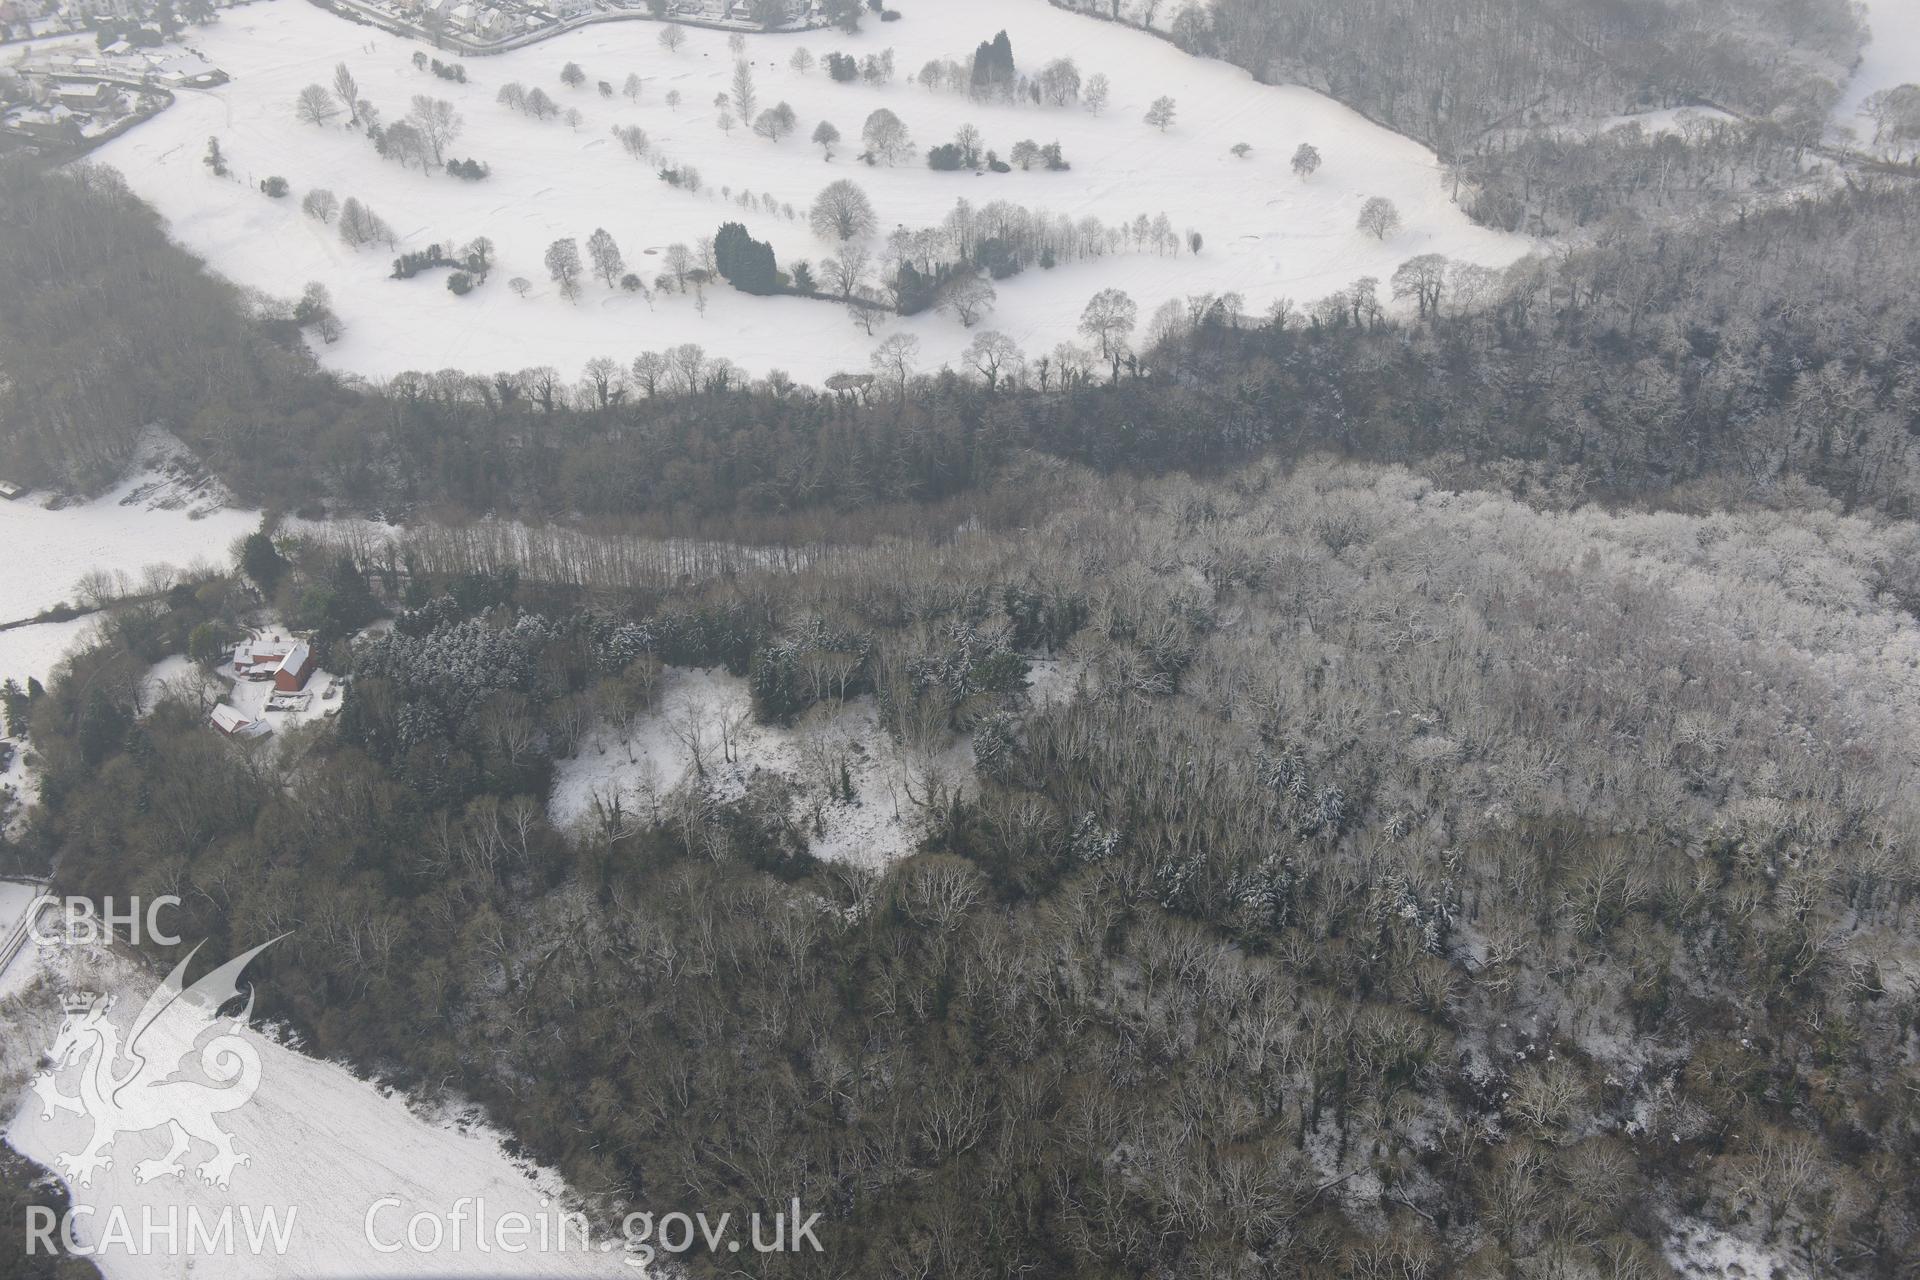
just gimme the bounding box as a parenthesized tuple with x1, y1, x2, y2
(91, 0, 1529, 385)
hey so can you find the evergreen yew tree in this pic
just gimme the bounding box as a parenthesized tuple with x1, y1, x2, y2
(714, 222, 780, 295)
(0, 679, 28, 740)
(970, 30, 1015, 97)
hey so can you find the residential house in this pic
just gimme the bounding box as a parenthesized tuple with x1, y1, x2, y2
(51, 81, 111, 110)
(273, 642, 317, 693)
(233, 637, 297, 679)
(7, 103, 82, 143)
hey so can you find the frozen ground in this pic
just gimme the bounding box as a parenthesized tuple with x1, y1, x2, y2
(1835, 0, 1920, 138)
(2, 944, 630, 1279)
(90, 0, 1530, 386)
(549, 665, 974, 867)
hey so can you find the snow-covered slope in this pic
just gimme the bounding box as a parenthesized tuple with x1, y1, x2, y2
(3, 945, 629, 1279)
(91, 0, 1529, 385)
(0, 448, 248, 624)
(0, 440, 254, 691)
(0, 617, 102, 699)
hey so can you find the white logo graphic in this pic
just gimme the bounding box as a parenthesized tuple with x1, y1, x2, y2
(31, 938, 282, 1191)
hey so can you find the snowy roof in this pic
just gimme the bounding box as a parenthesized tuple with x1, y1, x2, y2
(11, 104, 76, 124)
(277, 641, 311, 675)
(210, 703, 268, 736)
(142, 51, 217, 76)
(234, 637, 298, 670)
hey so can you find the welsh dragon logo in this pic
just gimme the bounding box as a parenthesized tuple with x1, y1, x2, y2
(30, 938, 282, 1191)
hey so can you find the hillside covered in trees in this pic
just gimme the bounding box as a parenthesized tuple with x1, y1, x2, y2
(6, 450, 1918, 1277)
(3, 1, 1920, 1274)
(1055, 0, 1869, 231)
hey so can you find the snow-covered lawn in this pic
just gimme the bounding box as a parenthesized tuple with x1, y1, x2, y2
(92, 0, 1529, 386)
(1835, 0, 1920, 136)
(549, 665, 973, 867)
(3, 945, 628, 1279)
(139, 653, 203, 710)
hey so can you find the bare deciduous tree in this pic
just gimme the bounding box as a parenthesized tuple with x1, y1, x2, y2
(406, 95, 461, 165)
(331, 63, 359, 124)
(964, 329, 1022, 390)
(810, 179, 877, 241)
(296, 84, 338, 127)
(1358, 196, 1401, 240)
(812, 119, 840, 159)
(545, 236, 583, 300)
(1079, 287, 1137, 382)
(860, 108, 913, 164)
(940, 272, 996, 327)
(871, 332, 919, 398)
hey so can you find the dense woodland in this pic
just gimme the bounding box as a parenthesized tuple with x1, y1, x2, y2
(4, 453, 1919, 1278)
(4, 2, 1920, 1275)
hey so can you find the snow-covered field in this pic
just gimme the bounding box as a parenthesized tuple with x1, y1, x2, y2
(1835, 0, 1920, 135)
(0, 438, 255, 691)
(0, 443, 248, 624)
(0, 617, 101, 698)
(91, 0, 1529, 385)
(3, 945, 628, 1279)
